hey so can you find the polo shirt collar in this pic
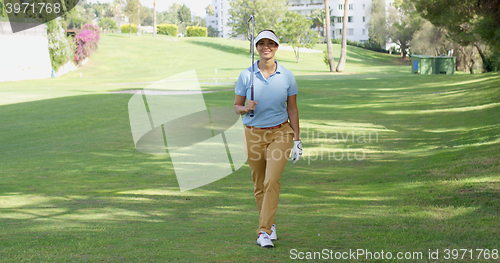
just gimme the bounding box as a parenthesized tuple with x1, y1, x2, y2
(253, 60, 282, 75)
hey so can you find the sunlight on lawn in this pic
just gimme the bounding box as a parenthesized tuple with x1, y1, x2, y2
(381, 102, 500, 114)
(117, 188, 219, 197)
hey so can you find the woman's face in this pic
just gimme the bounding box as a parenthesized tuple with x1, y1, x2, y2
(257, 38, 278, 60)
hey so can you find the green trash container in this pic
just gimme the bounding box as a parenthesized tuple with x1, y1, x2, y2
(411, 55, 435, 74)
(435, 56, 455, 74)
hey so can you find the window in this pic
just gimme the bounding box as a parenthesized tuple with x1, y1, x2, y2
(362, 29, 366, 35)
(221, 3, 223, 9)
(348, 28, 354, 35)
(221, 19, 223, 25)
(221, 11, 223, 16)
(348, 16, 353, 22)
(336, 29, 342, 35)
(363, 4, 365, 9)
(349, 4, 353, 10)
(339, 4, 343, 10)
(337, 17, 343, 23)
(216, 13, 218, 17)
(362, 16, 365, 22)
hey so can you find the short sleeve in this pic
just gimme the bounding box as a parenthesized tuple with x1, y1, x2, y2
(287, 71, 298, 96)
(235, 71, 248, 96)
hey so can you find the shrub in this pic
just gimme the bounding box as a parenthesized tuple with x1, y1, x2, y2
(99, 17, 118, 32)
(207, 25, 219, 37)
(186, 26, 207, 37)
(483, 50, 500, 72)
(46, 18, 74, 71)
(332, 38, 389, 54)
(121, 24, 137, 33)
(157, 24, 178, 36)
(74, 24, 100, 65)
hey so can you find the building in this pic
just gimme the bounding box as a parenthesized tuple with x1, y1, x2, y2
(206, 0, 232, 38)
(206, 0, 393, 45)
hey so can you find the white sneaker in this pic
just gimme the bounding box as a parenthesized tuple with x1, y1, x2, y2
(256, 231, 274, 248)
(270, 224, 277, 241)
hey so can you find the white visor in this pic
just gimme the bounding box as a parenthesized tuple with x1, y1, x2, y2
(254, 30, 280, 46)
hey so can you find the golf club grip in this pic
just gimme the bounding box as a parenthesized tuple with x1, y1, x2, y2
(249, 110, 254, 117)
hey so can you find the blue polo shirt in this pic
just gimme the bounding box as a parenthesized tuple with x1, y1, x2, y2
(235, 60, 298, 128)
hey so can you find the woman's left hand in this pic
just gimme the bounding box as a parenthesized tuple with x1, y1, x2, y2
(291, 140, 302, 164)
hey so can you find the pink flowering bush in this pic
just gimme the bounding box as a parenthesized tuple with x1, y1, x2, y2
(74, 24, 100, 65)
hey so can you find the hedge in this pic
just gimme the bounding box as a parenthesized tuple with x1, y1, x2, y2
(121, 24, 137, 33)
(157, 24, 178, 36)
(187, 26, 207, 37)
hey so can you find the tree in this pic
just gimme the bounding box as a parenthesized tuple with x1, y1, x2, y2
(0, 0, 8, 17)
(140, 6, 153, 26)
(410, 21, 452, 56)
(277, 11, 319, 63)
(324, 0, 335, 72)
(336, 0, 348, 72)
(178, 4, 191, 24)
(111, 0, 126, 26)
(414, 0, 500, 71)
(228, 0, 288, 40)
(192, 16, 206, 27)
(386, 0, 423, 59)
(125, 0, 139, 37)
(368, 0, 389, 48)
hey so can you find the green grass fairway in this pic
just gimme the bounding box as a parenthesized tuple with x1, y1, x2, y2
(0, 35, 499, 262)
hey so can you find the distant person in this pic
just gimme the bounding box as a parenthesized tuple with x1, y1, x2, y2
(233, 30, 303, 248)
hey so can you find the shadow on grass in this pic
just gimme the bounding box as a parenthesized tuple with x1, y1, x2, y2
(188, 39, 249, 57)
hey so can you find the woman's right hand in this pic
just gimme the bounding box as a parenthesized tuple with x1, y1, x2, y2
(244, 100, 257, 114)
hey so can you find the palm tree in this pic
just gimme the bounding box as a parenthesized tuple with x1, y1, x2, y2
(336, 0, 348, 72)
(309, 9, 325, 37)
(205, 4, 215, 17)
(324, 0, 335, 72)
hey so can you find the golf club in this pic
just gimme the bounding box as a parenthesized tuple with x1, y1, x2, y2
(247, 15, 255, 117)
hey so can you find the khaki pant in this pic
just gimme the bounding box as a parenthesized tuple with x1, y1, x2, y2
(244, 123, 294, 235)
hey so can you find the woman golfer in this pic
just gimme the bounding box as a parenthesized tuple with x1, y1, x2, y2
(233, 30, 302, 248)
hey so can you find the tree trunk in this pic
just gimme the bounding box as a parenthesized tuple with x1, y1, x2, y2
(336, 0, 348, 72)
(474, 44, 487, 72)
(324, 0, 335, 72)
(137, 2, 141, 36)
(153, 0, 157, 37)
(295, 38, 300, 63)
(401, 43, 407, 59)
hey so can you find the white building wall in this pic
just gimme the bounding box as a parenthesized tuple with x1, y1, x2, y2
(0, 22, 52, 82)
(329, 0, 372, 43)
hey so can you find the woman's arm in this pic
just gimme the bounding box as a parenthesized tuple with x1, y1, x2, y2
(287, 95, 300, 140)
(234, 94, 257, 115)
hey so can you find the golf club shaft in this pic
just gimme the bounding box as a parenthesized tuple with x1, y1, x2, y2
(249, 15, 255, 117)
